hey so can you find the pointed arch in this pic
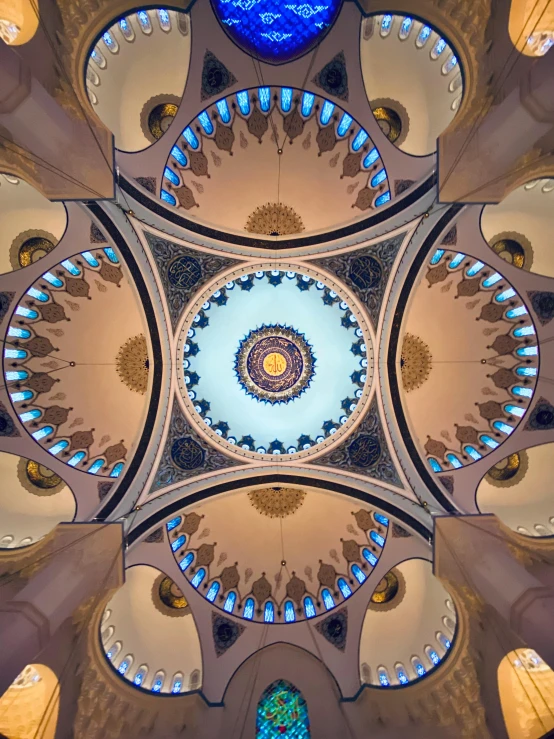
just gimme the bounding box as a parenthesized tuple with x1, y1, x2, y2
(256, 680, 311, 738)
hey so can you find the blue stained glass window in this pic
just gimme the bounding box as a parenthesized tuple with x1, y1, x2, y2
(414, 661, 426, 677)
(198, 111, 213, 135)
(442, 55, 458, 74)
(16, 306, 38, 319)
(448, 253, 465, 269)
(161, 189, 176, 206)
(374, 513, 389, 527)
(378, 669, 390, 686)
(322, 589, 335, 610)
(62, 259, 80, 275)
(446, 453, 462, 468)
(496, 287, 516, 302)
(102, 31, 117, 51)
(191, 568, 206, 588)
(68, 451, 85, 467)
(6, 370, 28, 381)
(171, 146, 187, 167)
(259, 87, 271, 112)
(517, 366, 537, 376)
(256, 680, 310, 738)
(27, 287, 48, 302)
(19, 409, 41, 423)
(171, 677, 182, 693)
(338, 578, 352, 598)
(4, 348, 27, 359)
(206, 581, 220, 602)
(517, 345, 538, 356)
(375, 191, 391, 207)
(171, 535, 186, 552)
(118, 660, 129, 675)
(110, 462, 124, 478)
(183, 127, 199, 149)
(158, 9, 171, 30)
(280, 87, 293, 113)
(513, 386, 532, 398)
(224, 591, 237, 613)
(467, 260, 484, 276)
(91, 48, 105, 67)
(352, 564, 366, 583)
(180, 552, 194, 571)
(505, 404, 525, 417)
(514, 325, 535, 337)
(370, 531, 385, 547)
(264, 601, 275, 622)
(49, 440, 68, 455)
(88, 459, 104, 474)
(167, 516, 181, 532)
(432, 38, 447, 58)
(119, 18, 133, 39)
(399, 17, 412, 39)
(137, 10, 152, 32)
(283, 601, 295, 622)
(301, 91, 315, 117)
(397, 668, 409, 685)
(428, 649, 440, 665)
(494, 421, 514, 435)
(134, 669, 146, 686)
(363, 548, 378, 566)
(82, 251, 99, 267)
(363, 147, 379, 168)
(464, 445, 482, 461)
(152, 676, 163, 692)
(483, 272, 501, 287)
(42, 272, 63, 287)
(417, 25, 431, 46)
(337, 113, 353, 137)
(8, 327, 31, 338)
(320, 100, 334, 125)
(216, 98, 231, 123)
(507, 305, 527, 318)
(164, 167, 179, 186)
(103, 247, 119, 263)
(11, 390, 32, 402)
(243, 597, 255, 620)
(352, 129, 368, 151)
(481, 435, 499, 449)
(32, 426, 53, 441)
(236, 91, 251, 115)
(303, 597, 316, 618)
(429, 457, 443, 472)
(381, 14, 392, 33)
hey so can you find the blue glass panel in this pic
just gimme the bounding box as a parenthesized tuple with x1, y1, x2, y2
(320, 100, 334, 125)
(432, 38, 447, 57)
(27, 287, 48, 302)
(379, 670, 390, 686)
(481, 435, 499, 449)
(166, 516, 181, 532)
(415, 662, 426, 677)
(19, 409, 41, 423)
(280, 87, 293, 113)
(158, 9, 171, 29)
(42, 272, 63, 287)
(301, 91, 315, 117)
(183, 127, 199, 149)
(171, 535, 186, 552)
(236, 91, 251, 116)
(213, 0, 343, 65)
(103, 247, 119, 263)
(304, 597, 316, 618)
(513, 386, 533, 398)
(464, 445, 482, 461)
(352, 129, 368, 151)
(91, 49, 104, 66)
(429, 457, 443, 472)
(134, 670, 145, 686)
(224, 592, 237, 613)
(8, 327, 31, 338)
(517, 366, 537, 376)
(118, 660, 129, 675)
(363, 147, 379, 168)
(191, 568, 205, 588)
(397, 669, 409, 685)
(370, 531, 385, 547)
(11, 391, 32, 402)
(32, 426, 53, 441)
(429, 650, 440, 665)
(493, 421, 514, 435)
(119, 18, 132, 38)
(6, 370, 28, 380)
(374, 513, 389, 526)
(467, 261, 484, 276)
(82, 251, 99, 267)
(375, 191, 391, 207)
(68, 451, 85, 467)
(206, 581, 220, 602)
(322, 589, 335, 610)
(483, 272, 501, 287)
(399, 17, 412, 37)
(110, 462, 124, 478)
(417, 25, 431, 45)
(164, 167, 179, 186)
(179, 552, 194, 571)
(243, 597, 255, 620)
(442, 55, 458, 74)
(381, 14, 392, 32)
(4, 348, 27, 359)
(16, 306, 38, 318)
(259, 87, 271, 112)
(216, 98, 231, 124)
(88, 458, 104, 474)
(264, 601, 274, 622)
(137, 10, 152, 31)
(161, 189, 176, 206)
(285, 600, 296, 622)
(102, 31, 116, 50)
(449, 253, 465, 269)
(152, 677, 163, 693)
(517, 345, 538, 356)
(338, 578, 352, 598)
(505, 404, 525, 417)
(363, 548, 378, 566)
(256, 680, 310, 737)
(171, 146, 187, 167)
(514, 325, 535, 337)
(352, 564, 366, 583)
(198, 111, 213, 135)
(172, 678, 182, 693)
(496, 287, 516, 302)
(446, 453, 462, 468)
(337, 113, 353, 137)
(507, 305, 527, 318)
(49, 440, 68, 455)
(61, 259, 80, 276)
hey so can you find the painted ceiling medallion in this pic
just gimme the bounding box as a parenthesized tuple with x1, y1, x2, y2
(18, 458, 63, 495)
(400, 333, 432, 392)
(235, 325, 315, 404)
(148, 102, 178, 141)
(159, 576, 188, 609)
(116, 334, 149, 395)
(245, 203, 304, 236)
(248, 487, 306, 518)
(211, 0, 344, 65)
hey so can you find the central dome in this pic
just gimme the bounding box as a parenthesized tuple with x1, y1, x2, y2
(177, 267, 373, 458)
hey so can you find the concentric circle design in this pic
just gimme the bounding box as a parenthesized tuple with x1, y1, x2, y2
(235, 325, 315, 404)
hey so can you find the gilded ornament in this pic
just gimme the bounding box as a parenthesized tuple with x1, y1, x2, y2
(400, 333, 432, 392)
(116, 334, 149, 395)
(368, 569, 405, 611)
(159, 576, 188, 609)
(18, 458, 63, 495)
(248, 487, 306, 518)
(17, 236, 56, 268)
(372, 106, 402, 143)
(245, 202, 304, 236)
(148, 103, 178, 140)
(486, 451, 528, 487)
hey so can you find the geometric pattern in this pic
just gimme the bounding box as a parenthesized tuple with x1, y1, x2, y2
(315, 608, 348, 651)
(212, 612, 245, 657)
(312, 51, 349, 101)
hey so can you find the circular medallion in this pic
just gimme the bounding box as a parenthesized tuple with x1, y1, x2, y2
(235, 325, 315, 404)
(348, 434, 381, 468)
(171, 437, 205, 470)
(168, 256, 202, 289)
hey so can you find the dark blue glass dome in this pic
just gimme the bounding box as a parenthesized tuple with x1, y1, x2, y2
(211, 0, 344, 64)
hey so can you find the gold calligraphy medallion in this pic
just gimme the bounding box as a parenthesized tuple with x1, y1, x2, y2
(263, 352, 287, 376)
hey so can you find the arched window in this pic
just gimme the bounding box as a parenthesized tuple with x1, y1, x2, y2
(535, 524, 550, 537)
(189, 669, 201, 691)
(49, 440, 69, 456)
(32, 426, 53, 441)
(425, 645, 440, 666)
(161, 189, 176, 205)
(136, 9, 152, 34)
(171, 672, 184, 693)
(352, 564, 366, 583)
(322, 589, 335, 610)
(118, 654, 133, 675)
(362, 548, 378, 567)
(361, 662, 371, 683)
(101, 625, 114, 643)
(380, 14, 392, 37)
(236, 91, 251, 116)
(303, 597, 316, 619)
(206, 581, 220, 602)
(191, 568, 205, 588)
(106, 641, 121, 661)
(443, 616, 455, 633)
(338, 578, 352, 599)
(88, 458, 105, 474)
(223, 591, 237, 613)
(264, 601, 275, 623)
(285, 600, 296, 622)
(0, 535, 14, 547)
(166, 516, 182, 532)
(133, 664, 148, 686)
(377, 666, 390, 686)
(411, 656, 426, 678)
(370, 530, 385, 547)
(243, 598, 255, 620)
(395, 663, 409, 685)
(446, 453, 462, 468)
(151, 670, 165, 692)
(110, 462, 124, 478)
(68, 451, 86, 467)
(158, 8, 171, 31)
(373, 512, 389, 527)
(171, 534, 186, 552)
(179, 552, 194, 571)
(256, 680, 310, 738)
(183, 127, 199, 149)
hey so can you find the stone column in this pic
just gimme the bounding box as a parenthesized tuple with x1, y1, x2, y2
(434, 514, 554, 670)
(0, 522, 124, 696)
